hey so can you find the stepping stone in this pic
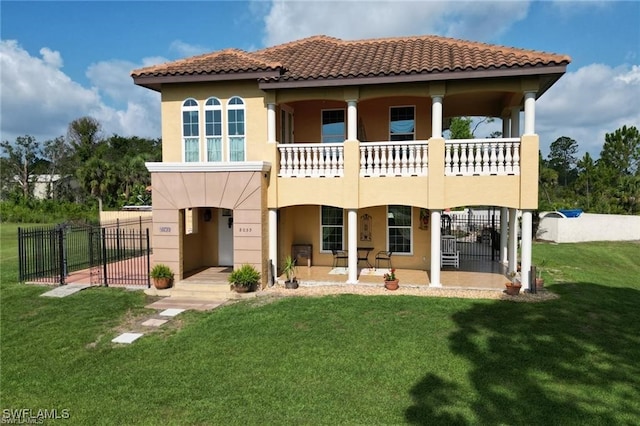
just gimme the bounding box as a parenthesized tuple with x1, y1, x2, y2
(142, 318, 168, 327)
(41, 284, 92, 298)
(112, 332, 143, 344)
(159, 308, 185, 317)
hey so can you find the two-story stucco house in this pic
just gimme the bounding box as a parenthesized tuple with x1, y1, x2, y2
(131, 35, 570, 291)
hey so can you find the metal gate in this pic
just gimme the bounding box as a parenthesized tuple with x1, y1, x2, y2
(18, 220, 150, 287)
(441, 208, 500, 260)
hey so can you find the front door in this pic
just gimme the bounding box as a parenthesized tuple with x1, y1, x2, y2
(218, 209, 234, 266)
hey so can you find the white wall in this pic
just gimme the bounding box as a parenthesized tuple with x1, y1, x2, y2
(538, 213, 640, 243)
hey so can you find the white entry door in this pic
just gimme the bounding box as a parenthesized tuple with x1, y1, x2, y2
(218, 209, 234, 266)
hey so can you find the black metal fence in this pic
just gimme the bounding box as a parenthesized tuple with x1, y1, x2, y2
(442, 209, 500, 260)
(18, 217, 151, 287)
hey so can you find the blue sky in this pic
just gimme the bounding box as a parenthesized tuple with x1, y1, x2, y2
(1, 1, 639, 158)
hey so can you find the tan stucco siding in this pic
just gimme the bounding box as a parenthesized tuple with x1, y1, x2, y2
(150, 169, 267, 281)
(279, 205, 432, 270)
(160, 82, 268, 162)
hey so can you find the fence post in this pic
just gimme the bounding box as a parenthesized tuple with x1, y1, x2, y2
(102, 228, 109, 287)
(18, 227, 24, 282)
(146, 228, 151, 288)
(58, 227, 66, 285)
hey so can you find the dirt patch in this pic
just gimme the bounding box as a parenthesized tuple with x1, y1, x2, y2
(258, 283, 559, 303)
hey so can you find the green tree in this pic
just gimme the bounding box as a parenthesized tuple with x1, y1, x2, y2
(0, 135, 42, 199)
(42, 136, 73, 199)
(76, 156, 116, 211)
(548, 136, 578, 187)
(448, 117, 474, 139)
(599, 125, 640, 176)
(67, 116, 104, 163)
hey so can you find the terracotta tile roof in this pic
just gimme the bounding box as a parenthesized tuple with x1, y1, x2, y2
(132, 34, 571, 84)
(131, 48, 282, 78)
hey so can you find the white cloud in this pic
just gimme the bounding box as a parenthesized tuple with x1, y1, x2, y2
(537, 63, 640, 158)
(0, 40, 162, 145)
(263, 0, 530, 46)
(169, 40, 210, 57)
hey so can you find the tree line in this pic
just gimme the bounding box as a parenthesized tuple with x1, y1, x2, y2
(1, 116, 161, 220)
(540, 125, 639, 215)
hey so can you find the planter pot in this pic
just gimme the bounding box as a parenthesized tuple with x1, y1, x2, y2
(505, 282, 522, 296)
(153, 277, 172, 289)
(285, 280, 299, 289)
(535, 278, 544, 290)
(384, 279, 399, 290)
(234, 285, 251, 293)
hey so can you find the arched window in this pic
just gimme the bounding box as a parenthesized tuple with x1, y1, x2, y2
(182, 98, 200, 162)
(205, 97, 222, 162)
(227, 96, 245, 161)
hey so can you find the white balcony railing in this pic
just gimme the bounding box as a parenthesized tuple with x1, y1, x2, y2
(444, 138, 520, 176)
(360, 141, 428, 177)
(278, 143, 344, 177)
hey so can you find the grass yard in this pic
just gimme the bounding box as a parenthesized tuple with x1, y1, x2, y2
(1, 221, 639, 424)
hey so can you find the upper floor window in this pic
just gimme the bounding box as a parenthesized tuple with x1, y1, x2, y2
(390, 106, 415, 141)
(321, 109, 345, 143)
(205, 97, 222, 162)
(388, 205, 412, 254)
(182, 98, 200, 162)
(227, 96, 245, 161)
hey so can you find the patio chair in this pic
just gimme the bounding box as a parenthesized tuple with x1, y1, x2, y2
(441, 235, 460, 269)
(331, 249, 348, 268)
(375, 250, 393, 269)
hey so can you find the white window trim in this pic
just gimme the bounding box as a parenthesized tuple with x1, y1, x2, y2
(227, 96, 246, 161)
(182, 98, 201, 162)
(321, 108, 346, 144)
(387, 205, 413, 255)
(319, 205, 345, 253)
(389, 105, 416, 141)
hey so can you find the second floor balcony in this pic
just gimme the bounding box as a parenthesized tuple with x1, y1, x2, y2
(277, 137, 522, 179)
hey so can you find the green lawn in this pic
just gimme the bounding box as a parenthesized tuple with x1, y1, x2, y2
(1, 221, 639, 424)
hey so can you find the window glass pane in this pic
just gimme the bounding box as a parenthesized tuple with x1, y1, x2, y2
(321, 206, 344, 251)
(205, 98, 220, 106)
(184, 138, 199, 162)
(229, 136, 245, 161)
(390, 107, 415, 141)
(207, 137, 222, 162)
(183, 99, 197, 107)
(388, 205, 411, 253)
(322, 110, 345, 143)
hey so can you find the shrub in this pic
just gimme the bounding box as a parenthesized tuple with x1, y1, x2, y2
(228, 264, 261, 288)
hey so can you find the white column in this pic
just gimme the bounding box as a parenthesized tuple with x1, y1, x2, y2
(502, 116, 510, 138)
(347, 100, 358, 141)
(267, 103, 276, 143)
(431, 96, 443, 138)
(520, 210, 533, 291)
(347, 209, 358, 284)
(500, 207, 508, 264)
(430, 209, 442, 287)
(523, 92, 536, 135)
(510, 107, 520, 138)
(268, 208, 278, 281)
(508, 208, 518, 274)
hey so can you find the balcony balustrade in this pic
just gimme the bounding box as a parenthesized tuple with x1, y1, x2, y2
(277, 138, 521, 178)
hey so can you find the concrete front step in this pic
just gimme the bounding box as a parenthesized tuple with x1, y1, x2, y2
(144, 281, 259, 300)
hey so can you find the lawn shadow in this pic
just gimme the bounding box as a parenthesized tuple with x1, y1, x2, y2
(405, 283, 640, 424)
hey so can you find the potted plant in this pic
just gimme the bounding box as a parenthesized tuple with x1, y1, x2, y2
(383, 268, 399, 290)
(282, 255, 299, 289)
(505, 271, 521, 296)
(228, 264, 261, 293)
(150, 264, 174, 289)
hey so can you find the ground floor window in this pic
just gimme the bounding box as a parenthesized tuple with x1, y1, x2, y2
(321, 205, 344, 251)
(388, 205, 412, 253)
